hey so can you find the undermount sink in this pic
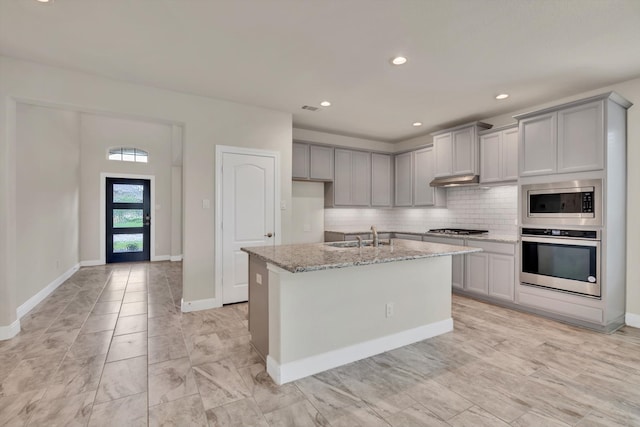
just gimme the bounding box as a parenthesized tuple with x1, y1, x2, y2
(327, 240, 391, 249)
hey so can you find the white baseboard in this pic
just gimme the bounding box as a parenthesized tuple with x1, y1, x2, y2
(181, 297, 220, 313)
(0, 319, 21, 341)
(151, 255, 171, 262)
(16, 263, 80, 319)
(267, 318, 454, 385)
(170, 255, 183, 262)
(626, 313, 640, 328)
(80, 260, 103, 267)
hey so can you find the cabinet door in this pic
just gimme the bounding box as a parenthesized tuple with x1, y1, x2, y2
(292, 142, 309, 179)
(394, 152, 413, 206)
(414, 147, 435, 206)
(333, 149, 352, 205)
(371, 153, 393, 207)
(351, 150, 371, 206)
(309, 145, 334, 180)
(433, 133, 453, 177)
(519, 113, 557, 177)
(488, 254, 515, 301)
(466, 252, 488, 294)
(501, 127, 519, 181)
(557, 100, 604, 174)
(480, 132, 502, 183)
(452, 127, 476, 175)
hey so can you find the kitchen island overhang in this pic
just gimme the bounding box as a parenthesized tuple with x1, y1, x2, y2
(242, 239, 481, 385)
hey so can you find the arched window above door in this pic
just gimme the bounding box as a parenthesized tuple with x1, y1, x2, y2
(108, 147, 148, 163)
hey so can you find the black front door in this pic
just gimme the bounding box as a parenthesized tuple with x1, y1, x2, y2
(106, 177, 151, 263)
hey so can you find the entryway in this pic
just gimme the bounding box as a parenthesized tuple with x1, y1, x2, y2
(106, 177, 151, 263)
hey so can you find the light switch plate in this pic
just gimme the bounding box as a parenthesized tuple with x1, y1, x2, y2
(202, 199, 210, 209)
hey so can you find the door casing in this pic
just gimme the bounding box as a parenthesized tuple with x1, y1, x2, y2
(215, 145, 281, 307)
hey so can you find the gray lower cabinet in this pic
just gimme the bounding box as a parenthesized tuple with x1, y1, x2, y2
(248, 256, 269, 361)
(292, 142, 334, 181)
(371, 153, 393, 207)
(465, 240, 515, 301)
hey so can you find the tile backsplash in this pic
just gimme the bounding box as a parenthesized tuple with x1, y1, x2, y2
(325, 185, 518, 235)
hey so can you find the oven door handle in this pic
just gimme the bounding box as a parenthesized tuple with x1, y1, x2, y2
(521, 236, 600, 247)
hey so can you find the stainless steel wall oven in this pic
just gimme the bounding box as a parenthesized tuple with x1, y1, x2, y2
(520, 228, 601, 297)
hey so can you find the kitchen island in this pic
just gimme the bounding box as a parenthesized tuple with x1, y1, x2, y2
(241, 239, 481, 385)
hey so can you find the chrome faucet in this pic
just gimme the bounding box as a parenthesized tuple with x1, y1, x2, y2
(371, 225, 379, 247)
(355, 235, 362, 248)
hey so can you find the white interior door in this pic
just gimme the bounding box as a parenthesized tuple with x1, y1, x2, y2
(222, 152, 276, 304)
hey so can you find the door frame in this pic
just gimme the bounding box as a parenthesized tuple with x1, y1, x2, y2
(100, 172, 156, 264)
(214, 145, 281, 307)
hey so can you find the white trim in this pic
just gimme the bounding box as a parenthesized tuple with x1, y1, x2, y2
(267, 318, 454, 385)
(100, 173, 156, 264)
(16, 263, 79, 318)
(0, 319, 21, 341)
(80, 260, 103, 267)
(151, 255, 171, 262)
(170, 255, 183, 262)
(215, 145, 281, 306)
(626, 313, 640, 328)
(180, 297, 219, 313)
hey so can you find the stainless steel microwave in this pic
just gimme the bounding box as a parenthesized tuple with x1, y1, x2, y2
(521, 179, 602, 227)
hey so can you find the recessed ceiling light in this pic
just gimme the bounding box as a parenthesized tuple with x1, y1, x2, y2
(495, 93, 510, 100)
(412, 122, 423, 127)
(391, 56, 408, 65)
(320, 101, 331, 107)
(36, 0, 52, 3)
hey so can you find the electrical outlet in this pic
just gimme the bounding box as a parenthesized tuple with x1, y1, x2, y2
(256, 273, 262, 285)
(385, 302, 394, 318)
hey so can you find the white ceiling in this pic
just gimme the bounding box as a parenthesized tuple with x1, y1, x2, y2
(1, 0, 639, 142)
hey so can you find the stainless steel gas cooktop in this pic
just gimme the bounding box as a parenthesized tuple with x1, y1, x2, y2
(427, 228, 489, 235)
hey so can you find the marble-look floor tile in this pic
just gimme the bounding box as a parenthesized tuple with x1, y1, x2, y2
(91, 301, 122, 315)
(0, 352, 23, 383)
(512, 410, 573, 427)
(119, 302, 147, 317)
(26, 390, 95, 427)
(262, 399, 329, 427)
(123, 291, 147, 303)
(206, 397, 269, 427)
(0, 389, 45, 426)
(88, 392, 147, 427)
(148, 334, 188, 365)
(114, 313, 148, 336)
(21, 329, 80, 359)
(67, 330, 113, 359)
(148, 314, 182, 338)
(98, 289, 125, 302)
(238, 363, 306, 414)
(106, 331, 147, 362)
(45, 312, 89, 334)
(95, 356, 147, 403)
(148, 394, 208, 427)
(0, 351, 66, 397)
(126, 282, 148, 292)
(43, 353, 107, 400)
(148, 357, 198, 406)
(80, 313, 118, 334)
(193, 359, 251, 410)
(147, 302, 177, 319)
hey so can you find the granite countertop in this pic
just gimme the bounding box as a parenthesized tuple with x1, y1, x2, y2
(325, 230, 518, 244)
(241, 239, 482, 273)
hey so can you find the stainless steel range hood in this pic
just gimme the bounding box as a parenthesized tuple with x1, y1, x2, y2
(429, 174, 479, 187)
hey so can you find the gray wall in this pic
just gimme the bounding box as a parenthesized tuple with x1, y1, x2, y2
(16, 104, 81, 307)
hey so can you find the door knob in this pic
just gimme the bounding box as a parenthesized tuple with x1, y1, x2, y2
(144, 214, 151, 226)
(264, 232, 273, 238)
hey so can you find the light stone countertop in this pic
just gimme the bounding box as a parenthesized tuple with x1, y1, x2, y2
(241, 239, 482, 273)
(325, 230, 518, 244)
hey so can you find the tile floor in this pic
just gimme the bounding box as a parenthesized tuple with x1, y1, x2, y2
(1, 262, 640, 426)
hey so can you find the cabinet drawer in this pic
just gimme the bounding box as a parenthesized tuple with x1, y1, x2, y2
(466, 240, 515, 255)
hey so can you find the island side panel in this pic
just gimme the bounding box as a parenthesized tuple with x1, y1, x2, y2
(267, 256, 452, 383)
(248, 256, 269, 361)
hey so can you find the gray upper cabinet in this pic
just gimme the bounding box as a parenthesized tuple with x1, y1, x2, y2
(516, 97, 607, 177)
(292, 142, 309, 179)
(292, 142, 334, 181)
(480, 125, 518, 183)
(371, 153, 393, 207)
(414, 147, 446, 206)
(432, 122, 491, 178)
(333, 149, 371, 206)
(394, 151, 413, 207)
